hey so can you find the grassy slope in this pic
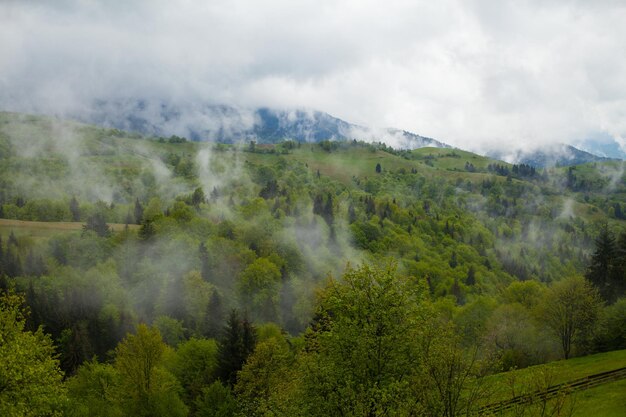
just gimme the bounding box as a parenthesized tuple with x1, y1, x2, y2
(0, 218, 138, 240)
(487, 349, 626, 416)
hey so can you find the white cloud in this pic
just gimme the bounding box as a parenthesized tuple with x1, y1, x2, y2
(1, 0, 625, 152)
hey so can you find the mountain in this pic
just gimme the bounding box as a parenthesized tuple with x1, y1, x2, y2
(574, 134, 626, 160)
(488, 143, 615, 168)
(73, 99, 450, 149)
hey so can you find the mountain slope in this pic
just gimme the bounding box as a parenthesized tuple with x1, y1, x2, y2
(489, 143, 615, 167)
(74, 99, 450, 149)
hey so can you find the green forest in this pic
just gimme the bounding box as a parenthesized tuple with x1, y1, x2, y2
(1, 111, 626, 416)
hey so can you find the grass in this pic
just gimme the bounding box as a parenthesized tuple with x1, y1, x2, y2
(573, 378, 626, 417)
(483, 349, 626, 416)
(0, 218, 138, 240)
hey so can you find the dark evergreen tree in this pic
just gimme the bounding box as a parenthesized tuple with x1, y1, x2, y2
(375, 163, 382, 173)
(8, 231, 18, 247)
(0, 236, 4, 276)
(24, 250, 46, 277)
(586, 224, 617, 302)
(199, 242, 211, 282)
(204, 291, 224, 339)
(348, 202, 356, 224)
(134, 198, 144, 224)
(466, 265, 476, 286)
(192, 187, 206, 207)
(449, 251, 458, 269)
(69, 196, 80, 221)
(215, 309, 257, 387)
(259, 180, 279, 199)
(138, 220, 156, 241)
(322, 193, 334, 226)
(82, 213, 111, 237)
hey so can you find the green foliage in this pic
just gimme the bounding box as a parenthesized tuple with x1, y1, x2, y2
(66, 360, 123, 417)
(0, 291, 67, 416)
(215, 310, 257, 387)
(167, 338, 218, 407)
(194, 381, 238, 417)
(238, 258, 281, 322)
(297, 263, 429, 416)
(114, 324, 187, 417)
(538, 276, 603, 359)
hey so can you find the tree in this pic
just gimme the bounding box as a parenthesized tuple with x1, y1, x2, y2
(375, 162, 382, 173)
(586, 224, 618, 302)
(297, 263, 430, 416)
(83, 213, 111, 237)
(138, 219, 156, 241)
(134, 198, 144, 224)
(70, 196, 81, 221)
(235, 337, 297, 417)
(192, 187, 206, 207)
(466, 265, 476, 286)
(114, 324, 187, 417)
(0, 291, 67, 416)
(238, 258, 281, 322)
(194, 381, 238, 417)
(66, 360, 123, 417)
(215, 310, 257, 387)
(167, 338, 219, 406)
(539, 276, 602, 359)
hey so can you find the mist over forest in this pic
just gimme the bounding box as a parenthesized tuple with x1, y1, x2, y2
(1, 110, 625, 416)
(2, 0, 626, 416)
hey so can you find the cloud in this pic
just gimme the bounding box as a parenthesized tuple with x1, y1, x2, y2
(1, 0, 626, 152)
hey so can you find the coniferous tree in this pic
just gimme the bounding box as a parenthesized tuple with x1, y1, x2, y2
(586, 224, 617, 302)
(192, 187, 206, 207)
(466, 265, 476, 286)
(215, 309, 257, 387)
(69, 196, 80, 221)
(134, 198, 144, 224)
(199, 242, 211, 282)
(82, 213, 111, 237)
(138, 219, 156, 241)
(0, 236, 4, 275)
(204, 291, 224, 339)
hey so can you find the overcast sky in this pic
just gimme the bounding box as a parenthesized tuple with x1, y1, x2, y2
(1, 0, 625, 152)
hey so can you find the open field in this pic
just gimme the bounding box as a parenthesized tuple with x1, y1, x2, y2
(0, 218, 138, 239)
(484, 349, 626, 416)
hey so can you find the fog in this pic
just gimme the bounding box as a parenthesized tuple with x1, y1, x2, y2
(1, 0, 626, 153)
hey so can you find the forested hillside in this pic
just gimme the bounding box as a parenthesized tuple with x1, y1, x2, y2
(1, 111, 626, 416)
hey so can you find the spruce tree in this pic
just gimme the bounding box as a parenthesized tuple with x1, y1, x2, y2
(134, 198, 144, 224)
(587, 224, 617, 302)
(69, 196, 80, 221)
(215, 309, 256, 387)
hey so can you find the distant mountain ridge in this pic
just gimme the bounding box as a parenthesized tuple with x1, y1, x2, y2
(488, 143, 616, 168)
(73, 99, 450, 149)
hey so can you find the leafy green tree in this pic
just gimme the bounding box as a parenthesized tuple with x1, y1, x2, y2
(194, 381, 238, 417)
(0, 291, 67, 416)
(235, 336, 297, 417)
(66, 360, 123, 417)
(114, 324, 187, 417)
(297, 263, 429, 417)
(238, 258, 281, 322)
(167, 338, 219, 407)
(538, 276, 602, 359)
